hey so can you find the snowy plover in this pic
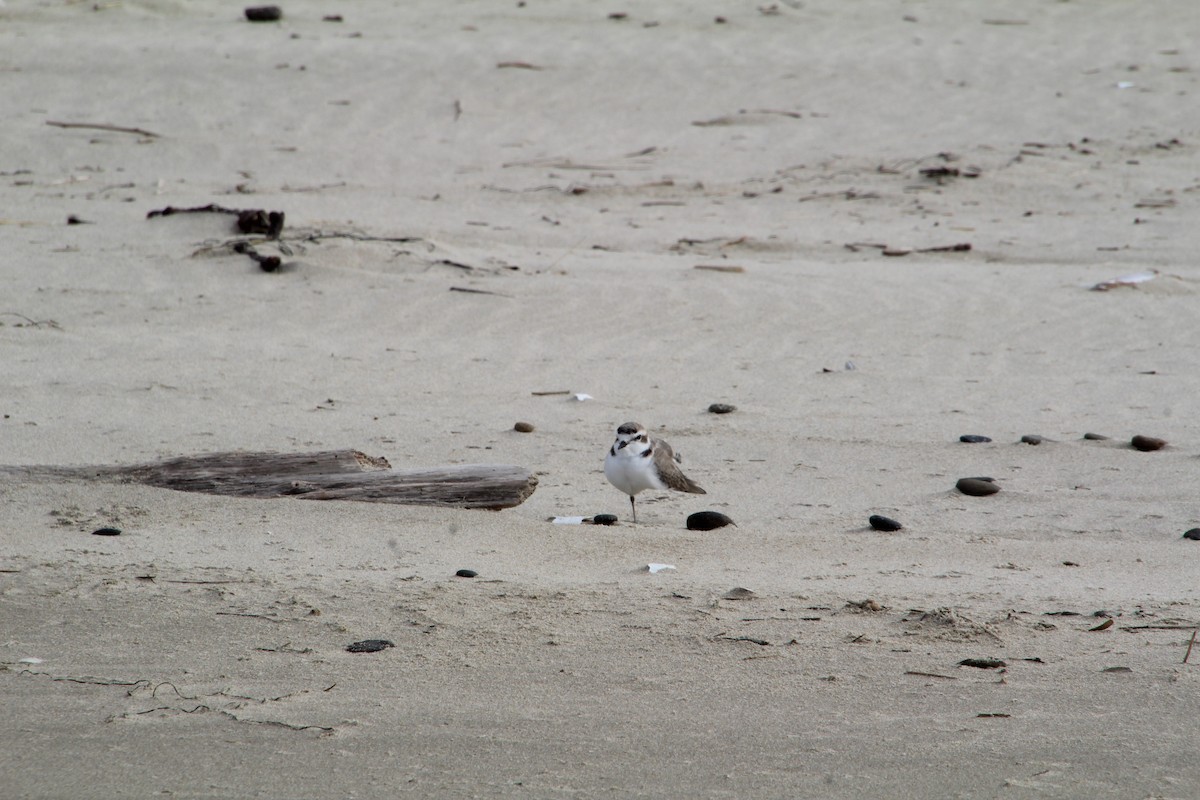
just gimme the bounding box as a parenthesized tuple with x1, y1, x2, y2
(604, 422, 705, 522)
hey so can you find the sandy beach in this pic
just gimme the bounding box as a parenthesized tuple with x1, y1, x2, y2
(3, 1, 1200, 797)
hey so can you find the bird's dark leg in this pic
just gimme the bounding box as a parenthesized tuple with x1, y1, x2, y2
(629, 495, 637, 523)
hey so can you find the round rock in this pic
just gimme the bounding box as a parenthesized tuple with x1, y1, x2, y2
(868, 515, 903, 532)
(513, 421, 535, 433)
(686, 511, 736, 531)
(591, 514, 618, 526)
(1131, 435, 1167, 452)
(707, 403, 737, 414)
(1183, 529, 1200, 541)
(1020, 434, 1044, 445)
(454, 569, 478, 578)
(959, 434, 992, 443)
(244, 5, 282, 21)
(956, 477, 1000, 496)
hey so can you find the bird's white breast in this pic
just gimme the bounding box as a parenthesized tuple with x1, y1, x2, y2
(604, 444, 665, 495)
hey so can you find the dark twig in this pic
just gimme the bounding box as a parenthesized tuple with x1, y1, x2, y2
(904, 670, 957, 680)
(47, 120, 161, 138)
(215, 611, 286, 623)
(449, 286, 512, 298)
(0, 312, 61, 329)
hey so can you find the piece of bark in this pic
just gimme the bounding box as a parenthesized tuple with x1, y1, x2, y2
(1, 450, 537, 510)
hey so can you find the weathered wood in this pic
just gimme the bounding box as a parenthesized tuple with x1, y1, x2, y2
(1, 450, 538, 510)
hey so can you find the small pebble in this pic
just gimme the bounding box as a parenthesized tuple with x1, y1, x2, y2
(244, 5, 282, 21)
(591, 514, 618, 526)
(722, 587, 755, 600)
(959, 658, 1006, 669)
(1182, 529, 1200, 541)
(346, 639, 394, 653)
(1020, 434, 1044, 445)
(868, 515, 903, 532)
(454, 569, 478, 578)
(686, 511, 736, 531)
(959, 434, 992, 443)
(513, 421, 535, 433)
(707, 403, 737, 414)
(92, 527, 122, 536)
(1131, 435, 1167, 451)
(956, 477, 1000, 496)
(1083, 432, 1110, 441)
(847, 598, 882, 612)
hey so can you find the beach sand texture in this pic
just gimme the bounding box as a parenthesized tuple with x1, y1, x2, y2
(3, 1, 1200, 797)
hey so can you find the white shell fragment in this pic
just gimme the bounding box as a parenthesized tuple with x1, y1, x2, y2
(571, 393, 593, 402)
(647, 563, 677, 574)
(551, 516, 586, 525)
(18, 657, 44, 664)
(1090, 270, 1158, 291)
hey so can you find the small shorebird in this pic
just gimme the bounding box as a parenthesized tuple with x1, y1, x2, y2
(604, 422, 705, 522)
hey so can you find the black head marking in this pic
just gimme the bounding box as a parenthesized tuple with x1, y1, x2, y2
(616, 422, 641, 436)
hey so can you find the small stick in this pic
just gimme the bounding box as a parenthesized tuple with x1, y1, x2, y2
(904, 670, 957, 680)
(47, 120, 161, 138)
(0, 312, 60, 329)
(531, 390, 571, 396)
(916, 243, 973, 253)
(694, 264, 746, 273)
(449, 286, 511, 298)
(1120, 624, 1197, 631)
(1184, 628, 1198, 665)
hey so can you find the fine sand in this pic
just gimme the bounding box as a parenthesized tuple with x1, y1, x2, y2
(3, 1, 1200, 797)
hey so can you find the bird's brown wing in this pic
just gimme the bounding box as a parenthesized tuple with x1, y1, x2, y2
(652, 439, 706, 494)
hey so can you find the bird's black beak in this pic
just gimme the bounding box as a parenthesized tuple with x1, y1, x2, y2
(616, 439, 628, 450)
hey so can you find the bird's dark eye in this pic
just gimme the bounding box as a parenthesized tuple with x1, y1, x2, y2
(636, 434, 646, 442)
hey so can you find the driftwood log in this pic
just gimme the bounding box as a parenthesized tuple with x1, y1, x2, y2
(2, 450, 537, 510)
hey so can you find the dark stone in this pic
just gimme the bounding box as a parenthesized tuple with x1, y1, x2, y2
(1020, 434, 1044, 445)
(1131, 435, 1167, 451)
(244, 6, 283, 22)
(707, 403, 737, 414)
(687, 511, 736, 531)
(869, 515, 903, 532)
(959, 658, 1006, 669)
(591, 514, 618, 526)
(959, 434, 992, 443)
(346, 639, 393, 653)
(956, 477, 1000, 496)
(455, 569, 478, 578)
(91, 527, 122, 536)
(236, 209, 285, 238)
(513, 421, 535, 433)
(1183, 529, 1200, 541)
(1083, 432, 1110, 440)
